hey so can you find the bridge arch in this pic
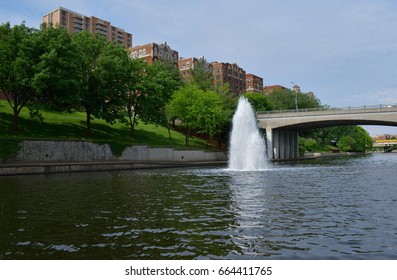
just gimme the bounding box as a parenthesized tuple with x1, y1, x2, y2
(257, 105, 397, 160)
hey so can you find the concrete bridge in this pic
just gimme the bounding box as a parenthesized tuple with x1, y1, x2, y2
(373, 139, 397, 152)
(257, 104, 397, 160)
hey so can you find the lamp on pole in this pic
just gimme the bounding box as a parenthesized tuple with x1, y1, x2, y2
(291, 82, 298, 111)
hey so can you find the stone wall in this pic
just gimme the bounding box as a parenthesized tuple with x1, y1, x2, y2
(15, 141, 227, 163)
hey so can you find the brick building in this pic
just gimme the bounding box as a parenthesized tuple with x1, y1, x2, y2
(245, 73, 264, 93)
(263, 85, 288, 95)
(42, 7, 132, 48)
(129, 42, 179, 66)
(212, 62, 246, 95)
(292, 84, 301, 92)
(178, 56, 213, 81)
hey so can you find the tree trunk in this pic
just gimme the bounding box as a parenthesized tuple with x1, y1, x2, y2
(217, 132, 222, 149)
(127, 112, 134, 138)
(167, 124, 173, 146)
(130, 112, 138, 138)
(12, 106, 19, 132)
(185, 127, 190, 145)
(86, 110, 92, 135)
(11, 97, 22, 132)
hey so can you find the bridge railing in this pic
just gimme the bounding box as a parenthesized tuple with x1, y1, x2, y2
(257, 103, 397, 114)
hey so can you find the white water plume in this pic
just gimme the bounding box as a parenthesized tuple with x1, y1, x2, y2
(228, 97, 269, 171)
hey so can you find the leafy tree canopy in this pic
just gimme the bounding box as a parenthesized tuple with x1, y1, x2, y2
(166, 83, 232, 145)
(243, 92, 270, 112)
(0, 22, 39, 130)
(72, 31, 131, 133)
(188, 59, 214, 91)
(267, 88, 321, 111)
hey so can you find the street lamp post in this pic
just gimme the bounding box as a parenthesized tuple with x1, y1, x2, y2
(291, 82, 298, 111)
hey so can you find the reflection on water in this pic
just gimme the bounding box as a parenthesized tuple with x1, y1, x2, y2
(1, 154, 397, 259)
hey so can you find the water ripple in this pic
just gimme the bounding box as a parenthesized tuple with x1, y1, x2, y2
(1, 154, 397, 259)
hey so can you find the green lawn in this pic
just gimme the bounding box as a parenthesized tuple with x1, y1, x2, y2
(0, 101, 214, 158)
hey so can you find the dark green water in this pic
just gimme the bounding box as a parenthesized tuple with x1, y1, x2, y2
(1, 153, 396, 259)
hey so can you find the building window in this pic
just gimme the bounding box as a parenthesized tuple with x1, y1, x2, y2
(142, 49, 146, 56)
(139, 50, 143, 57)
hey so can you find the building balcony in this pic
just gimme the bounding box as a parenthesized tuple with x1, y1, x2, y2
(96, 29, 108, 36)
(95, 24, 108, 31)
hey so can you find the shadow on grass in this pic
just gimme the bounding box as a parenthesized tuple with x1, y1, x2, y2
(0, 112, 212, 154)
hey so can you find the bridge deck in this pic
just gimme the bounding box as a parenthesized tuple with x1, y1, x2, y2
(257, 104, 397, 119)
(257, 104, 397, 130)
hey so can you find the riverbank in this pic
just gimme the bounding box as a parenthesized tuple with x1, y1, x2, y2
(0, 140, 227, 176)
(0, 140, 376, 176)
(0, 160, 227, 176)
(271, 151, 373, 162)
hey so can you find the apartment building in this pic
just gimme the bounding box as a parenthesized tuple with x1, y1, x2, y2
(292, 84, 301, 92)
(245, 73, 264, 93)
(129, 42, 179, 66)
(179, 56, 213, 81)
(42, 7, 132, 48)
(263, 85, 288, 95)
(212, 62, 246, 95)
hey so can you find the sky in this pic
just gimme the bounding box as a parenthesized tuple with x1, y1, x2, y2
(1, 0, 397, 135)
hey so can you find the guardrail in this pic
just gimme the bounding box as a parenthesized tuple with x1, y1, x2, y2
(257, 103, 397, 115)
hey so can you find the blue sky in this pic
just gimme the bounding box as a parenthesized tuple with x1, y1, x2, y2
(1, 0, 397, 135)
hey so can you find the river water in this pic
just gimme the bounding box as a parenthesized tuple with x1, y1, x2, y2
(1, 153, 396, 260)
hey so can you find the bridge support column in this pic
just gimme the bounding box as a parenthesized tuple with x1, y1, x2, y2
(267, 129, 299, 160)
(265, 128, 273, 159)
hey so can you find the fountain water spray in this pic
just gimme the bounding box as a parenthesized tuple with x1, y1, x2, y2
(228, 97, 269, 171)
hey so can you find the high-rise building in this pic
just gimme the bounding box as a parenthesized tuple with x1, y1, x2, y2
(129, 42, 179, 66)
(178, 56, 213, 81)
(42, 7, 132, 48)
(212, 62, 246, 95)
(245, 73, 264, 93)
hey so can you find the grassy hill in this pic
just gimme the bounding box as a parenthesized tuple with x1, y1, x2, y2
(0, 101, 215, 159)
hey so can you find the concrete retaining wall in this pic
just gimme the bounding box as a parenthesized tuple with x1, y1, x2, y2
(13, 140, 227, 163)
(17, 141, 115, 162)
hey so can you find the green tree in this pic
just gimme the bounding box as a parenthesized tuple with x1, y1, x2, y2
(0, 22, 39, 131)
(32, 24, 79, 111)
(72, 31, 130, 134)
(192, 90, 231, 140)
(266, 88, 295, 110)
(124, 59, 147, 137)
(95, 41, 131, 124)
(300, 92, 322, 109)
(189, 59, 214, 91)
(72, 31, 103, 133)
(267, 88, 321, 111)
(166, 83, 200, 145)
(243, 92, 270, 112)
(166, 84, 232, 145)
(337, 135, 357, 152)
(346, 126, 372, 152)
(141, 61, 182, 144)
(141, 61, 182, 125)
(302, 125, 373, 152)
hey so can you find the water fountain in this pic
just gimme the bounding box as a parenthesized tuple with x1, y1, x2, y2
(228, 97, 269, 171)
